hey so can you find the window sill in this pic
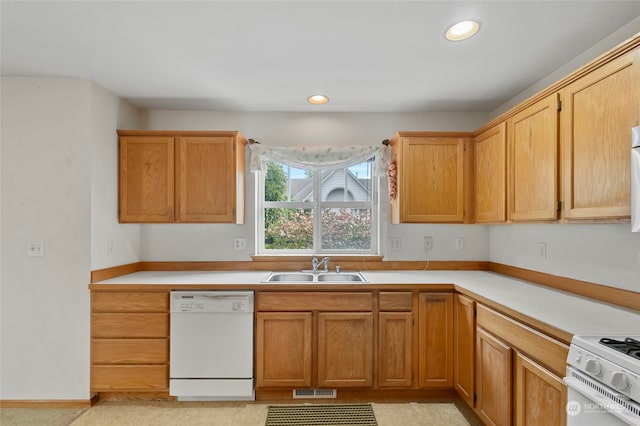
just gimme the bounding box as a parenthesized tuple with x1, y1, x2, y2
(251, 254, 384, 263)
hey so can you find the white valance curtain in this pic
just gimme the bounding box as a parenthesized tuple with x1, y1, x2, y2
(248, 143, 390, 177)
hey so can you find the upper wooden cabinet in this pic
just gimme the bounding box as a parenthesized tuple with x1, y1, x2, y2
(118, 130, 246, 224)
(390, 133, 472, 223)
(118, 135, 175, 222)
(507, 94, 560, 222)
(561, 49, 640, 220)
(474, 123, 507, 223)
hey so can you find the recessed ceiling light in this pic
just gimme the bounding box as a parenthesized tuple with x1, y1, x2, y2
(307, 94, 329, 105)
(445, 20, 480, 41)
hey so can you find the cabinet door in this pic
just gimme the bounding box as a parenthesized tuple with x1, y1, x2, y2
(396, 137, 466, 223)
(378, 312, 413, 387)
(515, 353, 566, 426)
(476, 327, 513, 426)
(317, 312, 373, 387)
(119, 136, 174, 222)
(475, 123, 507, 223)
(418, 292, 454, 387)
(176, 136, 237, 223)
(454, 294, 475, 407)
(508, 94, 560, 221)
(256, 312, 312, 388)
(561, 49, 640, 220)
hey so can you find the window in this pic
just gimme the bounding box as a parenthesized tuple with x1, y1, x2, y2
(257, 159, 378, 254)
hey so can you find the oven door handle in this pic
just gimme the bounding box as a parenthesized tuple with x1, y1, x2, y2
(564, 376, 638, 424)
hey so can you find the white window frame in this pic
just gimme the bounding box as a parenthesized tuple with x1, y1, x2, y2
(256, 162, 380, 255)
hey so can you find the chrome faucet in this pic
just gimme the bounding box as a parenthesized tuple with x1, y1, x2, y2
(311, 256, 330, 273)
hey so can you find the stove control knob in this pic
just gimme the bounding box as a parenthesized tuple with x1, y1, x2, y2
(611, 372, 629, 391)
(585, 359, 602, 376)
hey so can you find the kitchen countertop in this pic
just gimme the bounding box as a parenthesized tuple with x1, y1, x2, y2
(93, 269, 640, 340)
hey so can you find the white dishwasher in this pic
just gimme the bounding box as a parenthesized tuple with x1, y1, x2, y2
(170, 291, 254, 401)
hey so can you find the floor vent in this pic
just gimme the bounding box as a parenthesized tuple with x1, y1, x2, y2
(292, 389, 337, 399)
(266, 403, 376, 425)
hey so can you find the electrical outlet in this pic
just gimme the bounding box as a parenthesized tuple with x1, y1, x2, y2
(455, 237, 465, 250)
(388, 237, 401, 250)
(537, 242, 547, 259)
(28, 240, 45, 257)
(233, 238, 247, 250)
(107, 239, 115, 255)
(424, 236, 433, 251)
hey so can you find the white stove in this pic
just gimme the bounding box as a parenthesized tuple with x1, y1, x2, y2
(565, 335, 640, 425)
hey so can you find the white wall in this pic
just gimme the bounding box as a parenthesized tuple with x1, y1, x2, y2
(0, 77, 143, 400)
(140, 110, 491, 262)
(1, 77, 92, 399)
(490, 224, 640, 292)
(90, 83, 144, 270)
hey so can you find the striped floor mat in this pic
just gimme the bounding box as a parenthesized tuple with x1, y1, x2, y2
(266, 404, 377, 425)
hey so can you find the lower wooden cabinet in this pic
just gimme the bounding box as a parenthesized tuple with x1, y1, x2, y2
(476, 327, 513, 426)
(255, 312, 312, 388)
(515, 353, 567, 426)
(91, 365, 169, 391)
(317, 312, 373, 387)
(418, 292, 454, 387)
(472, 303, 570, 426)
(89, 286, 569, 416)
(378, 311, 413, 387)
(454, 293, 475, 406)
(90, 291, 170, 392)
(377, 291, 413, 388)
(254, 292, 374, 389)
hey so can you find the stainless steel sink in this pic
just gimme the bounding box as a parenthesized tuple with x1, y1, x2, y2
(316, 272, 366, 282)
(262, 271, 367, 283)
(263, 272, 314, 282)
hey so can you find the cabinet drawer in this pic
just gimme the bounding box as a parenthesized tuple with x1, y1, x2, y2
(92, 313, 169, 338)
(477, 304, 568, 376)
(379, 292, 412, 311)
(257, 292, 373, 311)
(92, 339, 168, 364)
(92, 292, 168, 312)
(91, 365, 168, 391)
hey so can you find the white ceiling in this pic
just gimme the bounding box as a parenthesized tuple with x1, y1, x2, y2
(2, 1, 639, 113)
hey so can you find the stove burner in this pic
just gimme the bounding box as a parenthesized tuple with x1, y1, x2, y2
(599, 337, 640, 360)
